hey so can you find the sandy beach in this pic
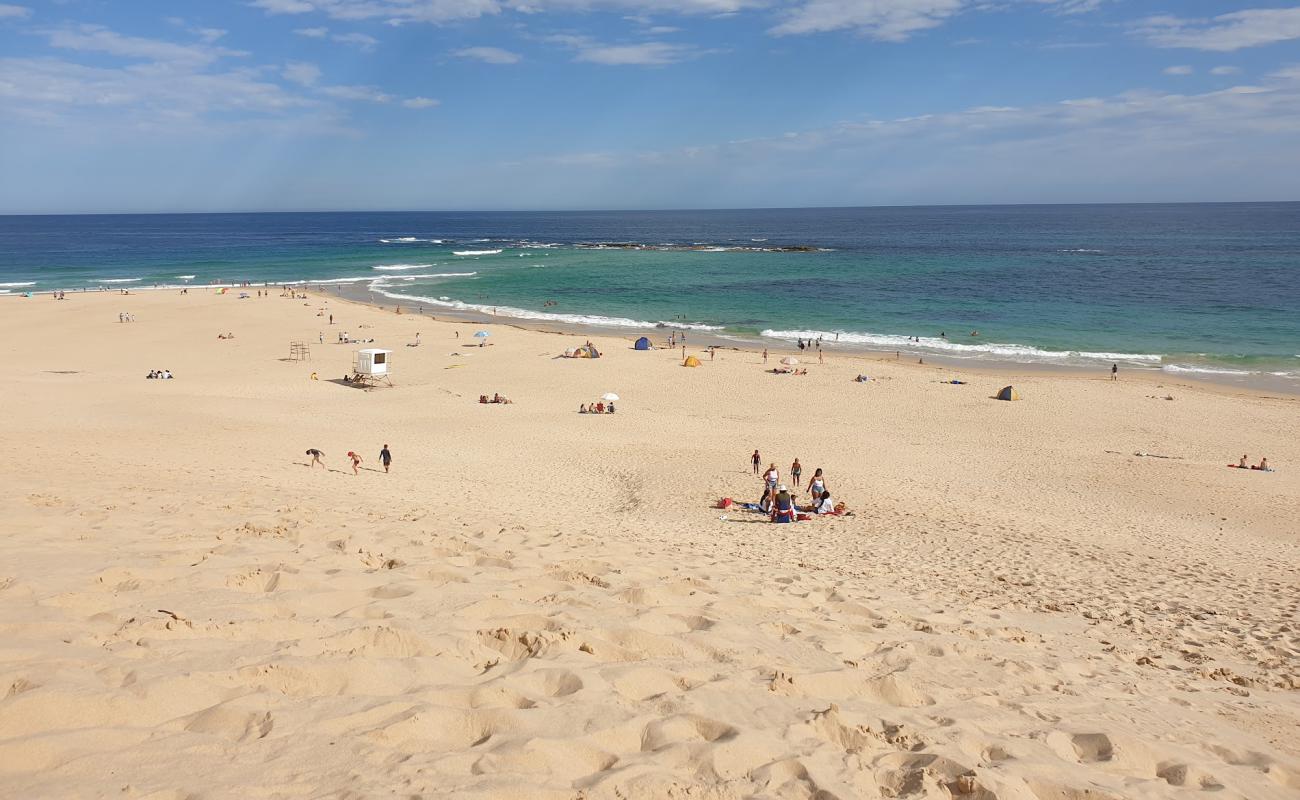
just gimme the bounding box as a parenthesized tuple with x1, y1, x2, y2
(1, 288, 1297, 799)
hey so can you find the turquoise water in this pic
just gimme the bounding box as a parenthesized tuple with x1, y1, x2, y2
(1, 205, 1297, 381)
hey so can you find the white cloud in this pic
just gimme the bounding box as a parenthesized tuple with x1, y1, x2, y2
(196, 28, 227, 43)
(646, 25, 680, 33)
(452, 45, 522, 63)
(0, 56, 322, 131)
(402, 96, 439, 108)
(770, 0, 966, 38)
(575, 41, 696, 64)
(292, 26, 377, 49)
(319, 84, 393, 102)
(45, 24, 245, 66)
(282, 60, 322, 85)
(1135, 8, 1300, 52)
(1210, 65, 1241, 76)
(332, 31, 379, 50)
(1162, 65, 1193, 76)
(251, 0, 317, 13)
(546, 34, 710, 65)
(0, 4, 31, 19)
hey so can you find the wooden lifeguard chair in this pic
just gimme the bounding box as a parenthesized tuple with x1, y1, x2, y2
(289, 341, 311, 361)
(351, 348, 393, 389)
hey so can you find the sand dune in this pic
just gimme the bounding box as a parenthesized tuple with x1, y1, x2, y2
(0, 289, 1297, 798)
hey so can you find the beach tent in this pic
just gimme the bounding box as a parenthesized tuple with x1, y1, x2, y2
(564, 347, 576, 358)
(996, 385, 1021, 401)
(683, 355, 701, 367)
(634, 336, 651, 351)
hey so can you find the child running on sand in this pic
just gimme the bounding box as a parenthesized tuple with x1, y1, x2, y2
(306, 449, 325, 468)
(347, 451, 363, 475)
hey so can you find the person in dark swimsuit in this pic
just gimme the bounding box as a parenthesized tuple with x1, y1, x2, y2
(306, 449, 325, 468)
(751, 450, 761, 474)
(771, 485, 796, 523)
(379, 445, 392, 473)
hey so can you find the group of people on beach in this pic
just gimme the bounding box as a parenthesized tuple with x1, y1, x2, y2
(118, 312, 135, 323)
(1233, 455, 1271, 472)
(480, 393, 513, 404)
(145, 369, 174, 379)
(580, 401, 615, 414)
(746, 451, 842, 522)
(306, 445, 393, 474)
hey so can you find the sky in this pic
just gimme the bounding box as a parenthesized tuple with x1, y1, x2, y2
(0, 1, 1298, 212)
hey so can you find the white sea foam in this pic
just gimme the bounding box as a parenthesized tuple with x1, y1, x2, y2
(371, 263, 435, 271)
(372, 271, 475, 280)
(453, 249, 503, 256)
(304, 276, 376, 285)
(95, 278, 143, 284)
(761, 328, 1162, 365)
(1161, 364, 1254, 376)
(1059, 248, 1104, 253)
(370, 288, 657, 329)
(655, 321, 726, 331)
(174, 275, 196, 280)
(0, 281, 37, 287)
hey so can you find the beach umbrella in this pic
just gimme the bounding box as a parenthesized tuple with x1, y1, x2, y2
(780, 356, 799, 366)
(601, 393, 619, 402)
(473, 330, 490, 338)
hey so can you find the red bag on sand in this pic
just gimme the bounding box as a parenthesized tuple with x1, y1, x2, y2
(716, 498, 733, 509)
(796, 513, 812, 521)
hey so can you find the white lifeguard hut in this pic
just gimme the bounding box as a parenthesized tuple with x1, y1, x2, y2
(351, 348, 393, 389)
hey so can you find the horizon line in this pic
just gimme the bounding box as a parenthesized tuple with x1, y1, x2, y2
(2, 199, 1299, 217)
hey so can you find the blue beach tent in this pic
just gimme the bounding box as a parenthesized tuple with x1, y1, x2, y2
(634, 336, 651, 351)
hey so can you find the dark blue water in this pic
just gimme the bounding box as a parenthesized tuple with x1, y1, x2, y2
(2, 205, 1297, 379)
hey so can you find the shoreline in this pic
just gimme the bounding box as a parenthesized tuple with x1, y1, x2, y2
(322, 281, 1300, 399)
(7, 280, 1299, 397)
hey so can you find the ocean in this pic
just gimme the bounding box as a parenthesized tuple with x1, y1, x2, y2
(2, 204, 1297, 385)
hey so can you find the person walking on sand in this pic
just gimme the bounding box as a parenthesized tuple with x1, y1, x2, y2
(751, 450, 762, 475)
(306, 448, 325, 468)
(806, 468, 826, 502)
(347, 451, 363, 475)
(762, 348, 768, 364)
(379, 444, 392, 473)
(791, 458, 802, 487)
(1111, 363, 1118, 381)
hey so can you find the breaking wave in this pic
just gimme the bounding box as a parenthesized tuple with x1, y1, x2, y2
(761, 329, 1162, 366)
(453, 249, 503, 256)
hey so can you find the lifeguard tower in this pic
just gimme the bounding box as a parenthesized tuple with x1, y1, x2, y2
(351, 348, 393, 389)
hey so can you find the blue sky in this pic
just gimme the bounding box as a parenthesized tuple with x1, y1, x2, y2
(1, 1, 1298, 211)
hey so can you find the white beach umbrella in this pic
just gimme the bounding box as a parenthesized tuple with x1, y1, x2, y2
(601, 393, 619, 402)
(473, 330, 490, 338)
(780, 356, 799, 366)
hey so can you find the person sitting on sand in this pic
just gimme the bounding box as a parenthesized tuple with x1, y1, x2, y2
(758, 484, 774, 514)
(162, 369, 173, 379)
(1252, 457, 1271, 471)
(595, 401, 605, 413)
(146, 370, 156, 379)
(580, 404, 588, 414)
(771, 485, 797, 523)
(1238, 454, 1249, 468)
(812, 491, 834, 515)
(347, 451, 362, 475)
(306, 448, 325, 468)
(607, 402, 615, 414)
